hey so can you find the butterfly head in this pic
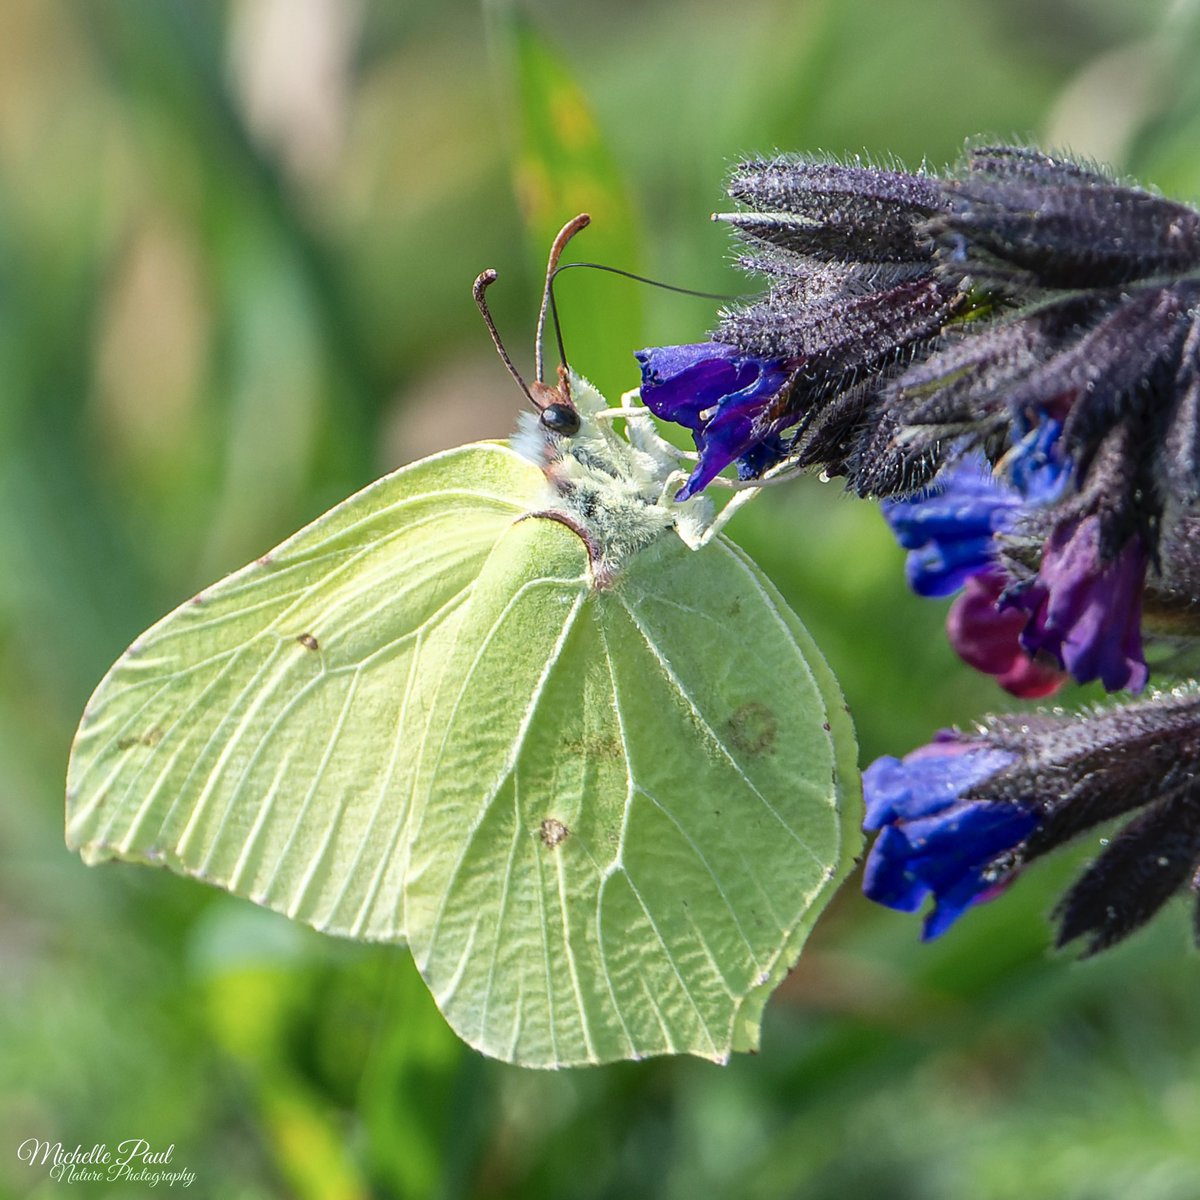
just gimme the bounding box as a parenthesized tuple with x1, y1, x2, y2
(475, 216, 720, 567)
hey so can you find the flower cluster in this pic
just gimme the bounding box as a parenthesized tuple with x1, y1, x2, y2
(879, 421, 1070, 697)
(864, 690, 1200, 952)
(638, 143, 1200, 951)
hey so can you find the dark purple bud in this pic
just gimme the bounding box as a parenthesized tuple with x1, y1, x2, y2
(977, 288, 1190, 457)
(982, 690, 1200, 856)
(1144, 513, 1200, 638)
(965, 144, 1113, 187)
(1010, 514, 1149, 693)
(1163, 316, 1200, 506)
(930, 179, 1200, 289)
(844, 402, 947, 499)
(890, 317, 1050, 438)
(1070, 288, 1194, 454)
(723, 158, 946, 265)
(1054, 785, 1200, 955)
(719, 275, 957, 369)
(780, 377, 872, 478)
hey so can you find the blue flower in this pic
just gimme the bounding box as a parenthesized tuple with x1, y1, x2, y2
(880, 420, 1068, 597)
(879, 420, 1073, 695)
(635, 342, 792, 500)
(881, 462, 1025, 597)
(863, 737, 1038, 939)
(863, 692, 1200, 953)
(1007, 416, 1071, 501)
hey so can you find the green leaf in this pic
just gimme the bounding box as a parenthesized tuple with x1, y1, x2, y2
(67, 378, 860, 1067)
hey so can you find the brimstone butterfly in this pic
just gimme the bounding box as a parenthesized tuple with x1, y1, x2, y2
(66, 217, 861, 1067)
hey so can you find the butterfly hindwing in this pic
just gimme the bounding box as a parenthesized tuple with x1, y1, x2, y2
(404, 515, 860, 1066)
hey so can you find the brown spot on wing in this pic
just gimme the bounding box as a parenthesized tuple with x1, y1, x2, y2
(116, 727, 164, 752)
(727, 701, 778, 755)
(563, 732, 623, 761)
(540, 818, 570, 849)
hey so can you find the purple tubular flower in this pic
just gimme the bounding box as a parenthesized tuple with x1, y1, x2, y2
(863, 739, 1038, 939)
(635, 342, 792, 499)
(1010, 514, 1149, 692)
(863, 691, 1200, 952)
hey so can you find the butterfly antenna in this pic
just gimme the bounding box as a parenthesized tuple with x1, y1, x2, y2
(535, 214, 591, 385)
(551, 261, 734, 303)
(547, 284, 569, 379)
(542, 261, 737, 384)
(472, 268, 537, 408)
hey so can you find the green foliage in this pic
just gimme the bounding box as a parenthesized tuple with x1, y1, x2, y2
(6, 0, 1200, 1195)
(505, 13, 643, 401)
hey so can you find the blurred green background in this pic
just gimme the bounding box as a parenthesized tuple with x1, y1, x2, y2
(5, 0, 1200, 1196)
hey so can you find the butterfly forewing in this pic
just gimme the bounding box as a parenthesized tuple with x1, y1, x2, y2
(66, 444, 545, 942)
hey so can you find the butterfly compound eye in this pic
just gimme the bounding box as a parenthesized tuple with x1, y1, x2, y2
(540, 403, 581, 436)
